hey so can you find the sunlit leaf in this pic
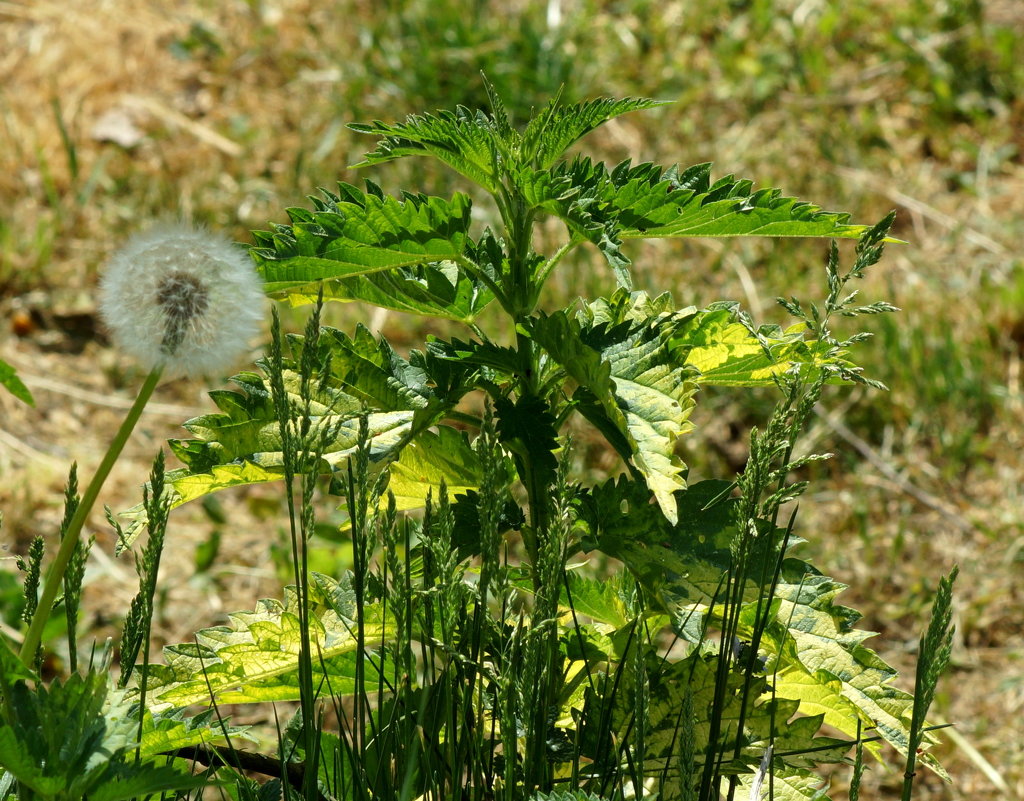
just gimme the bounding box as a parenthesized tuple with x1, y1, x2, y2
(387, 426, 501, 513)
(251, 186, 473, 295)
(350, 108, 503, 192)
(142, 574, 388, 708)
(280, 259, 494, 323)
(528, 310, 697, 522)
(578, 477, 917, 767)
(520, 96, 666, 170)
(118, 325, 475, 548)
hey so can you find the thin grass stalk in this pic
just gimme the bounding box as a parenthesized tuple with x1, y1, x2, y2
(459, 408, 504, 797)
(19, 366, 162, 666)
(901, 566, 958, 801)
(57, 464, 82, 672)
(268, 304, 319, 801)
(722, 380, 814, 801)
(633, 613, 649, 798)
(699, 548, 748, 801)
(597, 620, 639, 798)
(562, 572, 599, 791)
(714, 419, 779, 800)
(849, 721, 865, 801)
(678, 687, 697, 801)
(131, 452, 170, 763)
(347, 428, 370, 785)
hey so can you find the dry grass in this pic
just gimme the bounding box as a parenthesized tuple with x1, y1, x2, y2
(2, 0, 1023, 798)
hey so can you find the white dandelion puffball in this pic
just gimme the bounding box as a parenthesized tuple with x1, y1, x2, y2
(99, 223, 265, 378)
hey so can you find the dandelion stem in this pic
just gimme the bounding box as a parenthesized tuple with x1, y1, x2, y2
(19, 367, 163, 667)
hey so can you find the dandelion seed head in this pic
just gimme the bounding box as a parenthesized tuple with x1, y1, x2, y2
(100, 223, 265, 378)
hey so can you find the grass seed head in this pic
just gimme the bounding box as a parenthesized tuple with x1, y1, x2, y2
(99, 223, 265, 377)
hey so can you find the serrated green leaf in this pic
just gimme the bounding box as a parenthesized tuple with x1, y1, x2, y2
(601, 161, 867, 240)
(520, 96, 666, 170)
(528, 158, 875, 287)
(0, 669, 206, 801)
(562, 573, 631, 630)
(142, 574, 387, 708)
(743, 693, 851, 769)
(529, 791, 609, 801)
(431, 335, 525, 378)
(138, 707, 252, 757)
(119, 327, 473, 550)
(387, 426, 500, 513)
(281, 259, 494, 323)
(583, 290, 856, 388)
(578, 478, 744, 614)
(674, 308, 834, 385)
(578, 477, 917, 770)
(0, 357, 33, 406)
(317, 325, 435, 412)
(529, 309, 697, 522)
(83, 764, 211, 801)
(738, 769, 830, 801)
(584, 649, 760, 799)
(0, 638, 36, 683)
(350, 108, 502, 192)
(585, 288, 681, 327)
(758, 564, 919, 764)
(252, 187, 473, 296)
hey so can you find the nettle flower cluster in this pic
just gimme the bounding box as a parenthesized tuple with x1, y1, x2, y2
(99, 224, 264, 378)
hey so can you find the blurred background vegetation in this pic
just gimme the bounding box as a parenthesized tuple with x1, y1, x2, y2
(1, 0, 1021, 798)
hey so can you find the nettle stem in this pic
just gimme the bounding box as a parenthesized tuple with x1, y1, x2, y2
(502, 184, 552, 571)
(19, 367, 163, 667)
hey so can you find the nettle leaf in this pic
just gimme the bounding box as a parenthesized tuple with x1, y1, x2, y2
(251, 184, 473, 297)
(520, 96, 666, 170)
(675, 306, 839, 386)
(315, 325, 434, 413)
(578, 478, 747, 614)
(602, 160, 868, 240)
(142, 573, 388, 708)
(528, 310, 697, 523)
(588, 649, 761, 798)
(584, 289, 680, 327)
(118, 370, 412, 550)
(586, 290, 854, 387)
(280, 226, 504, 324)
(0, 670, 206, 800)
(0, 356, 33, 406)
(562, 572, 633, 630)
(578, 478, 915, 765)
(387, 426, 506, 513)
(120, 327, 472, 549)
(281, 259, 494, 323)
(78, 764, 212, 801)
(529, 158, 873, 286)
(518, 160, 633, 287)
(737, 770, 830, 801)
(431, 335, 525, 381)
(138, 708, 251, 757)
(350, 107, 503, 192)
(761, 565, 924, 768)
(529, 792, 608, 801)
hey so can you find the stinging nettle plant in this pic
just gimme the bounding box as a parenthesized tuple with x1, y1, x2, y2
(2, 84, 956, 801)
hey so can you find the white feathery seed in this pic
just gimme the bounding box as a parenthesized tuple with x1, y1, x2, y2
(99, 223, 265, 378)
